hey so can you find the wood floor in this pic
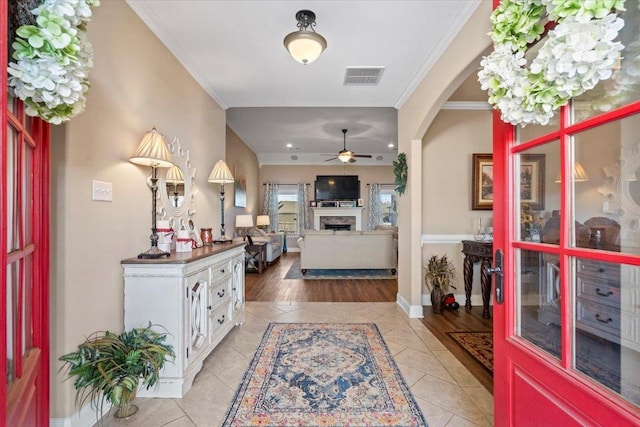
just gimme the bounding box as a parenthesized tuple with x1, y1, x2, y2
(245, 252, 493, 393)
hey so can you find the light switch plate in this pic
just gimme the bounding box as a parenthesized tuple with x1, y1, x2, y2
(92, 180, 113, 201)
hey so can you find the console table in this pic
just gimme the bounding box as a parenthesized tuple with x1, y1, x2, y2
(122, 243, 245, 398)
(461, 240, 493, 319)
(245, 242, 267, 273)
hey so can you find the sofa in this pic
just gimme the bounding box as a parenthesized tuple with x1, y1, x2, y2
(296, 229, 397, 274)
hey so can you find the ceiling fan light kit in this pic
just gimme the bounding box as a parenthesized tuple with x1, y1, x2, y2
(284, 10, 327, 65)
(326, 129, 373, 163)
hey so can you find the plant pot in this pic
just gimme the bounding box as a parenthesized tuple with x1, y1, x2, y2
(430, 285, 443, 314)
(114, 386, 139, 419)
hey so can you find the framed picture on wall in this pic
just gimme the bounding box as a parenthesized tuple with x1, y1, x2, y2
(234, 164, 247, 208)
(472, 153, 494, 210)
(472, 153, 545, 210)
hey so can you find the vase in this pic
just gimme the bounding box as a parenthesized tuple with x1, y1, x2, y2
(430, 285, 443, 314)
(114, 386, 139, 419)
(200, 228, 213, 245)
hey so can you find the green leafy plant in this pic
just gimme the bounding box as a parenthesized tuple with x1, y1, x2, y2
(393, 152, 408, 196)
(424, 254, 455, 292)
(59, 323, 175, 419)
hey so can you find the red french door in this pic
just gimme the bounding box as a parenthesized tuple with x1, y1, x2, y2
(1, 2, 50, 425)
(492, 4, 640, 424)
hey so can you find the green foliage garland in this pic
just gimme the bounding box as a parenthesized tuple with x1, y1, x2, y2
(393, 152, 408, 196)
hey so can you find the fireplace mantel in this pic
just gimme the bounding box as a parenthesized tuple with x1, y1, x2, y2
(312, 207, 364, 231)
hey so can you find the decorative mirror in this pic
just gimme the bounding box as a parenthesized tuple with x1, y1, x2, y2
(158, 137, 197, 229)
(598, 142, 640, 246)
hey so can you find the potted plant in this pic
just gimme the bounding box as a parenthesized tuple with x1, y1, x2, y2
(59, 323, 175, 420)
(424, 254, 455, 314)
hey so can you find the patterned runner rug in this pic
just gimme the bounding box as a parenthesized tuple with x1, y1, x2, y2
(222, 323, 428, 427)
(447, 331, 494, 373)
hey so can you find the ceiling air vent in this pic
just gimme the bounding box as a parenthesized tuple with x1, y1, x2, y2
(343, 67, 385, 86)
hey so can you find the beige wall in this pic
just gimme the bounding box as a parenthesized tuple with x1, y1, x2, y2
(50, 1, 226, 419)
(226, 126, 260, 236)
(397, 1, 492, 316)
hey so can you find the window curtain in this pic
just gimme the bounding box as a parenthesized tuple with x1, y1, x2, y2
(297, 183, 310, 232)
(367, 183, 382, 230)
(262, 183, 279, 232)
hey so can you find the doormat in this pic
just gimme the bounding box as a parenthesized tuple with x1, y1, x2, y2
(448, 331, 494, 373)
(222, 323, 427, 427)
(284, 258, 397, 280)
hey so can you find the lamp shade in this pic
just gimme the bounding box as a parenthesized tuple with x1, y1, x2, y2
(129, 127, 174, 168)
(256, 215, 270, 227)
(235, 214, 254, 228)
(283, 10, 327, 65)
(165, 165, 184, 184)
(555, 162, 589, 183)
(208, 160, 234, 184)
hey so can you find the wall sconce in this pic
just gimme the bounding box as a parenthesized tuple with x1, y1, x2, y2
(129, 127, 174, 258)
(208, 160, 234, 243)
(235, 215, 254, 240)
(165, 165, 184, 207)
(283, 10, 327, 65)
(256, 215, 271, 232)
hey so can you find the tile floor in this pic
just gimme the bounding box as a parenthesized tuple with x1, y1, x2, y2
(95, 302, 494, 427)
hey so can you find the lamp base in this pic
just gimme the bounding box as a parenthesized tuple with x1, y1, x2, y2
(137, 246, 171, 259)
(213, 236, 233, 244)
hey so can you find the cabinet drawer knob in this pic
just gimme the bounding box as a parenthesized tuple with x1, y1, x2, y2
(595, 314, 613, 324)
(220, 269, 225, 273)
(207, 305, 212, 310)
(217, 315, 226, 325)
(595, 288, 613, 297)
(218, 289, 225, 298)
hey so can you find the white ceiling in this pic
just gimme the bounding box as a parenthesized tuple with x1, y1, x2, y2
(126, 0, 481, 165)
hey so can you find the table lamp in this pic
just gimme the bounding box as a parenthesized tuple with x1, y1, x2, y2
(235, 215, 254, 240)
(208, 160, 234, 243)
(256, 215, 270, 232)
(129, 127, 174, 258)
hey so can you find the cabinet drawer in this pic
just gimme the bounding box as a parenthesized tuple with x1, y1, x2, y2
(209, 302, 231, 338)
(209, 276, 231, 311)
(210, 259, 232, 280)
(576, 276, 620, 308)
(576, 299, 620, 339)
(577, 259, 620, 281)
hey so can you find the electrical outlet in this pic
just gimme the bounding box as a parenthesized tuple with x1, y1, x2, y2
(92, 180, 112, 201)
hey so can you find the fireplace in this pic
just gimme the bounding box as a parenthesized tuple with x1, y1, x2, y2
(320, 215, 356, 231)
(311, 207, 364, 231)
(324, 224, 352, 231)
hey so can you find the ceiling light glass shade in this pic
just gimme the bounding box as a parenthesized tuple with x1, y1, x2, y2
(284, 31, 327, 64)
(235, 214, 254, 228)
(256, 215, 270, 227)
(283, 10, 327, 65)
(338, 151, 353, 163)
(129, 127, 174, 168)
(165, 165, 184, 184)
(554, 162, 589, 183)
(208, 160, 234, 183)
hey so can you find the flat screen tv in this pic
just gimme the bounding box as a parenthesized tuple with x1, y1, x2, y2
(315, 175, 360, 201)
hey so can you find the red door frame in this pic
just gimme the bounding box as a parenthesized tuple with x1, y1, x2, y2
(491, 1, 640, 417)
(1, 1, 51, 424)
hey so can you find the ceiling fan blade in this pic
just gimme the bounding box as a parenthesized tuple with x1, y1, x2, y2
(353, 154, 373, 158)
(324, 157, 338, 162)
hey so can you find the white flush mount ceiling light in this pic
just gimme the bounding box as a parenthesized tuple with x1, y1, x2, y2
(283, 10, 327, 65)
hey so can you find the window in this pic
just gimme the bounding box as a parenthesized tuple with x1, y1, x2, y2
(379, 185, 397, 226)
(277, 185, 298, 234)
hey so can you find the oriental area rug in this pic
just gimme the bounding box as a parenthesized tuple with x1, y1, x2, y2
(447, 331, 494, 373)
(221, 323, 428, 427)
(284, 258, 397, 280)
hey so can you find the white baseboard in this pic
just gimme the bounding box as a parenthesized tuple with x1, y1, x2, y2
(50, 402, 110, 427)
(395, 293, 424, 318)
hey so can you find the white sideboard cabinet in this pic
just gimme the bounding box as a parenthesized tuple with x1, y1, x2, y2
(122, 243, 245, 398)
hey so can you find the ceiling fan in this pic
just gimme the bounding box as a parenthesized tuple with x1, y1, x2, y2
(325, 129, 373, 163)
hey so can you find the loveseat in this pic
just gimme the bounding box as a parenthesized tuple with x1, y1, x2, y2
(296, 229, 397, 274)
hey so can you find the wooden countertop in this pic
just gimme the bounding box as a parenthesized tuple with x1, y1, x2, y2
(121, 241, 246, 265)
